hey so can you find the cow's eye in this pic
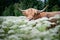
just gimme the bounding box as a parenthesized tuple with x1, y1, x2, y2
(33, 13, 36, 17)
(34, 13, 37, 15)
(35, 13, 39, 15)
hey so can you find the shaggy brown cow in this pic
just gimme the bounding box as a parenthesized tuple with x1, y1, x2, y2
(18, 5, 60, 20)
(18, 6, 60, 29)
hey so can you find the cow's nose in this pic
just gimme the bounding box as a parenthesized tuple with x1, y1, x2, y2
(29, 18, 33, 21)
(27, 17, 33, 21)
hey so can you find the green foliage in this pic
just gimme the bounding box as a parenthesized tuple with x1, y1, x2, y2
(0, 0, 60, 16)
(3, 5, 14, 16)
(52, 5, 59, 11)
(1, 0, 43, 16)
(14, 3, 23, 16)
(3, 7, 10, 16)
(48, 0, 60, 11)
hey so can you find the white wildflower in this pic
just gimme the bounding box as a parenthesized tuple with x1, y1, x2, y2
(2, 20, 14, 27)
(54, 14, 60, 19)
(44, 37, 51, 40)
(38, 31, 50, 37)
(35, 23, 42, 27)
(8, 35, 18, 40)
(20, 26, 32, 31)
(0, 39, 3, 40)
(0, 29, 4, 33)
(18, 16, 27, 19)
(27, 20, 36, 27)
(10, 25, 19, 29)
(49, 17, 56, 20)
(43, 21, 51, 27)
(30, 28, 40, 38)
(0, 16, 60, 40)
(19, 25, 27, 28)
(32, 38, 41, 40)
(2, 25, 7, 28)
(8, 30, 15, 34)
(39, 17, 49, 21)
(0, 34, 5, 36)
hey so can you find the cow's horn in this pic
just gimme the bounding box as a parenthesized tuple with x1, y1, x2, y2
(17, 8, 26, 12)
(39, 5, 48, 12)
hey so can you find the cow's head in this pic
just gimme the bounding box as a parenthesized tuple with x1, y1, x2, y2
(18, 5, 48, 20)
(18, 8, 38, 20)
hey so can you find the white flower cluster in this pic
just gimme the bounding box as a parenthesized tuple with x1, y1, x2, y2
(0, 16, 60, 40)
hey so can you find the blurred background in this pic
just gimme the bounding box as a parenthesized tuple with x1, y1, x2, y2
(0, 0, 60, 16)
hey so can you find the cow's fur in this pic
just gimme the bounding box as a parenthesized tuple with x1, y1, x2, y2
(20, 8, 60, 20)
(33, 11, 60, 19)
(18, 8, 60, 29)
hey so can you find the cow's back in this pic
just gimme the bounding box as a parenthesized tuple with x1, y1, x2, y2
(46, 11, 60, 18)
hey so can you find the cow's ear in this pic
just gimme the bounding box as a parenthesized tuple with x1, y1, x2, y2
(22, 11, 26, 16)
(22, 11, 26, 15)
(22, 11, 25, 13)
(35, 11, 40, 15)
(21, 10, 25, 12)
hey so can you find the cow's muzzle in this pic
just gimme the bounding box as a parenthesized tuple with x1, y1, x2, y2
(29, 18, 33, 21)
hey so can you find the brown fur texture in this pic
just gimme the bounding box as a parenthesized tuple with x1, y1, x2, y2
(19, 8, 60, 29)
(34, 12, 60, 19)
(21, 8, 60, 20)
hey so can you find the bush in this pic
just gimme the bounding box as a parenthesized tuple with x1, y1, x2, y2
(0, 16, 60, 40)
